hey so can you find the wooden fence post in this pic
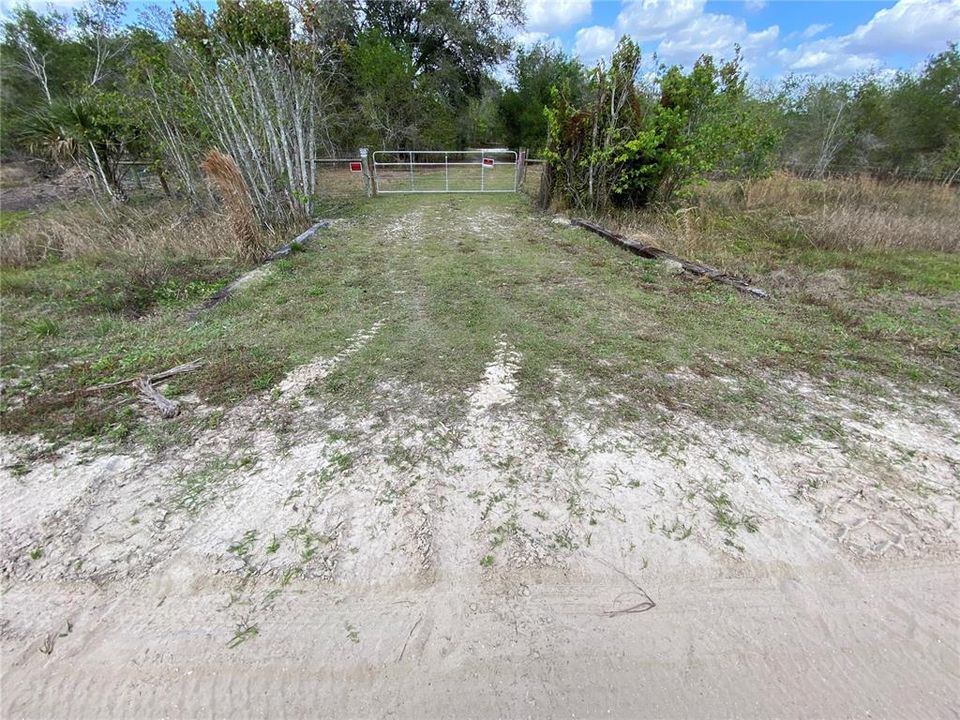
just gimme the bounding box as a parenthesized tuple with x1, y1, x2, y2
(359, 148, 376, 197)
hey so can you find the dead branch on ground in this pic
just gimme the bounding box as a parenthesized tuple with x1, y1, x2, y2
(134, 377, 180, 419)
(60, 359, 204, 398)
(187, 219, 331, 319)
(572, 218, 768, 299)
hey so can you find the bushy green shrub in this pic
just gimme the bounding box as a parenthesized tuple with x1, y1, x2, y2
(543, 38, 780, 211)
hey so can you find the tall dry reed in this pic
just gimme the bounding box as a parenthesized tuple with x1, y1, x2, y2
(200, 150, 266, 263)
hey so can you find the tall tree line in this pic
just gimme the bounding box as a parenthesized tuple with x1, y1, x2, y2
(1, 0, 527, 220)
(2, 0, 957, 220)
(776, 48, 960, 181)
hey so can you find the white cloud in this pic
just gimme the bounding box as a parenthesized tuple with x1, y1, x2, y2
(612, 0, 780, 69)
(845, 0, 960, 55)
(801, 23, 830, 39)
(772, 0, 959, 78)
(513, 30, 550, 48)
(526, 0, 958, 80)
(785, 48, 876, 74)
(773, 39, 877, 76)
(525, 0, 592, 33)
(744, 0, 766, 11)
(573, 24, 618, 65)
(655, 13, 778, 67)
(574, 2, 778, 71)
(615, 0, 706, 41)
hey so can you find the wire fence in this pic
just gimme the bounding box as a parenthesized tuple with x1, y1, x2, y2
(115, 158, 367, 198)
(312, 158, 365, 198)
(113, 153, 958, 199)
(780, 162, 959, 186)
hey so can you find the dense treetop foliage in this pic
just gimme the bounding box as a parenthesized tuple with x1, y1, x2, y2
(1, 0, 956, 216)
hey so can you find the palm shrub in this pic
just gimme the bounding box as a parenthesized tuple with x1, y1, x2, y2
(17, 91, 142, 202)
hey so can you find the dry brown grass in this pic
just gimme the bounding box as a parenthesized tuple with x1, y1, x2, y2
(313, 163, 366, 198)
(802, 205, 959, 252)
(0, 200, 236, 267)
(605, 172, 960, 266)
(700, 172, 960, 252)
(200, 150, 265, 263)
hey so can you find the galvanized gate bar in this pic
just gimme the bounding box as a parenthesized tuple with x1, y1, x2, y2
(372, 150, 518, 194)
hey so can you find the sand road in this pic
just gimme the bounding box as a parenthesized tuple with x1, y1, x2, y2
(3, 235, 959, 717)
(2, 558, 957, 718)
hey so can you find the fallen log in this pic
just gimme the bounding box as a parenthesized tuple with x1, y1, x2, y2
(571, 218, 768, 299)
(188, 219, 332, 319)
(266, 219, 332, 260)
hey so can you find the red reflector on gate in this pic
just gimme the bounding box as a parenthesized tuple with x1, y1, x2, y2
(350, 161, 362, 172)
(482, 158, 494, 167)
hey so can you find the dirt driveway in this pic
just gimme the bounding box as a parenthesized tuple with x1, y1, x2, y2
(2, 198, 958, 717)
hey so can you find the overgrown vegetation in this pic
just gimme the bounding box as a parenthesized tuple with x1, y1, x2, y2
(0, 0, 957, 450)
(542, 39, 778, 211)
(2, 191, 956, 446)
(0, 0, 526, 230)
(592, 172, 960, 265)
(694, 173, 960, 253)
(2, 2, 956, 230)
(778, 48, 960, 180)
(0, 198, 233, 266)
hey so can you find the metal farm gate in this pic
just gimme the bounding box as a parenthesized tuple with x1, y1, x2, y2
(372, 150, 519, 194)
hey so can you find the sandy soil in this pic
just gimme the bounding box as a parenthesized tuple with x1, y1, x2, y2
(2, 223, 959, 717)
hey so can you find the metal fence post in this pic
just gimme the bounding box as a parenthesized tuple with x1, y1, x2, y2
(409, 150, 414, 191)
(445, 152, 449, 192)
(480, 153, 485, 192)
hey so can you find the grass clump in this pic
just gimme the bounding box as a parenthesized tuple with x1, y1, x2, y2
(200, 150, 266, 263)
(28, 317, 61, 338)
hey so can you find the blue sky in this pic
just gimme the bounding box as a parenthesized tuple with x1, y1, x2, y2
(3, 0, 957, 80)
(517, 0, 960, 79)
